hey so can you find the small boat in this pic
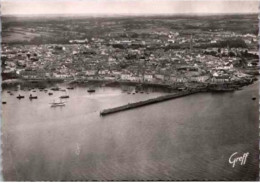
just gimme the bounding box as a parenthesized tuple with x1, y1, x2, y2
(50, 100, 66, 107)
(32, 90, 36, 92)
(29, 94, 38, 100)
(8, 91, 14, 95)
(140, 91, 144, 94)
(252, 96, 256, 100)
(60, 89, 66, 92)
(87, 88, 96, 93)
(2, 101, 6, 104)
(51, 87, 60, 91)
(60, 95, 69, 99)
(48, 92, 53, 96)
(17, 94, 25, 99)
(67, 87, 74, 90)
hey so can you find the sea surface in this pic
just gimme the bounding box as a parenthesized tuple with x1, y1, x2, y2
(1, 82, 259, 181)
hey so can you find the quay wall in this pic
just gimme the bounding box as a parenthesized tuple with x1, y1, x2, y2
(100, 90, 200, 116)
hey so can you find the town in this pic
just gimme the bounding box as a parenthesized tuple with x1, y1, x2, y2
(2, 15, 259, 92)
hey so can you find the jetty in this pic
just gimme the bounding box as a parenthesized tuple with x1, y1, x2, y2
(100, 90, 200, 116)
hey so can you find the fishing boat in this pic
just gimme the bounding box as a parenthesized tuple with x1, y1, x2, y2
(51, 87, 60, 91)
(50, 100, 66, 107)
(17, 94, 25, 99)
(29, 94, 38, 100)
(48, 92, 53, 96)
(60, 95, 69, 99)
(87, 88, 96, 93)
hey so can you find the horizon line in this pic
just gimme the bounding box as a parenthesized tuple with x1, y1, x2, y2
(2, 12, 258, 17)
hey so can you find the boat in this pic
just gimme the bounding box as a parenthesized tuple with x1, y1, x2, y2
(29, 94, 38, 100)
(87, 88, 96, 93)
(17, 94, 25, 99)
(60, 89, 66, 92)
(252, 96, 256, 100)
(209, 85, 235, 92)
(50, 100, 66, 107)
(51, 87, 60, 91)
(2, 101, 6, 104)
(48, 92, 53, 96)
(67, 87, 74, 90)
(60, 95, 69, 99)
(8, 91, 14, 95)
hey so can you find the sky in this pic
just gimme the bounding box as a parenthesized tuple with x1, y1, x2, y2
(1, 0, 259, 16)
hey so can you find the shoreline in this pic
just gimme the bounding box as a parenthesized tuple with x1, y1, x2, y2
(1, 76, 257, 92)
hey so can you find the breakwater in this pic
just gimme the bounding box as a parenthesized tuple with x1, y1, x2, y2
(100, 90, 200, 116)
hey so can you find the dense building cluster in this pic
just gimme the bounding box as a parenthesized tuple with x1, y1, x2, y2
(2, 17, 259, 91)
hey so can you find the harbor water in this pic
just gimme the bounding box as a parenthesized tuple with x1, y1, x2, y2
(1, 82, 259, 181)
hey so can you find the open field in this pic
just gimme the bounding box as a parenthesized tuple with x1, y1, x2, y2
(2, 14, 258, 44)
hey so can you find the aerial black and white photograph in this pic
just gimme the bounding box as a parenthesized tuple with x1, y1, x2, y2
(1, 0, 259, 181)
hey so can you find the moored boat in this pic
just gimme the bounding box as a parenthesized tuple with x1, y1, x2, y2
(29, 94, 38, 100)
(87, 88, 96, 93)
(17, 94, 25, 99)
(51, 87, 60, 91)
(50, 101, 66, 107)
(60, 95, 69, 99)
